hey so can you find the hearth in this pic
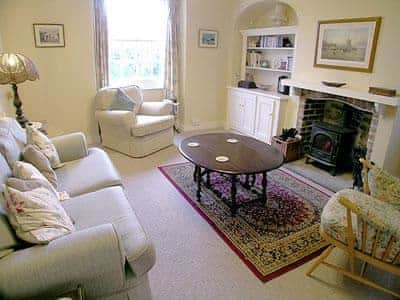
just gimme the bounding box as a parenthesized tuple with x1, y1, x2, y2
(306, 122, 356, 175)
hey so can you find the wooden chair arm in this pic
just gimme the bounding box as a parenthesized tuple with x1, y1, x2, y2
(359, 158, 374, 195)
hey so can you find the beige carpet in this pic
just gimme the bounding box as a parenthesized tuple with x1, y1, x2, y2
(103, 135, 398, 300)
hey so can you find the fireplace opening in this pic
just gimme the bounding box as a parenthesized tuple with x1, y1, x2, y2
(296, 91, 377, 177)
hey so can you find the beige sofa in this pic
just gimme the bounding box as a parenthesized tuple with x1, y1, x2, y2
(0, 119, 155, 299)
(95, 85, 175, 157)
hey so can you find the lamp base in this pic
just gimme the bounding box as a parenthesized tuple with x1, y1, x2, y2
(12, 83, 29, 128)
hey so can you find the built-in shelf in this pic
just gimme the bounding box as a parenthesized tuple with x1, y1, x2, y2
(282, 79, 400, 107)
(246, 66, 291, 73)
(247, 47, 294, 50)
(227, 86, 288, 100)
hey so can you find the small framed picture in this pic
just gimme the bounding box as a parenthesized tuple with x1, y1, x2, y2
(33, 24, 65, 48)
(199, 30, 218, 48)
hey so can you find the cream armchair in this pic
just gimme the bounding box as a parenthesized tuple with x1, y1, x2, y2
(307, 159, 400, 298)
(95, 85, 175, 157)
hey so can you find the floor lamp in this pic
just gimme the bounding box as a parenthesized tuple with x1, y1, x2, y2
(0, 53, 39, 128)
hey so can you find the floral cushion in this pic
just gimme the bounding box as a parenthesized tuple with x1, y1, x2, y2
(321, 189, 400, 264)
(368, 167, 400, 209)
(3, 180, 74, 244)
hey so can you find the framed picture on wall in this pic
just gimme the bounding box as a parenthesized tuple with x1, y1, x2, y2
(33, 24, 65, 48)
(199, 30, 218, 48)
(314, 17, 381, 73)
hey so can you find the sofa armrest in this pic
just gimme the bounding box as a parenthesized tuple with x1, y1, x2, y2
(337, 189, 400, 241)
(0, 224, 125, 299)
(139, 100, 175, 116)
(51, 132, 88, 163)
(95, 110, 135, 136)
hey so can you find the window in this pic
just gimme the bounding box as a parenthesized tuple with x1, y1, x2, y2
(105, 0, 167, 89)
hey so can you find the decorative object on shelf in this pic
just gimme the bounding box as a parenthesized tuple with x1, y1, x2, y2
(199, 29, 218, 48)
(314, 17, 381, 73)
(321, 81, 347, 88)
(260, 60, 269, 68)
(0, 53, 40, 128)
(282, 37, 293, 48)
(249, 51, 261, 67)
(368, 86, 396, 97)
(269, 3, 288, 26)
(277, 75, 289, 95)
(33, 23, 65, 48)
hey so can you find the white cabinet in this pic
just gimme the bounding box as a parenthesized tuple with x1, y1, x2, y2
(227, 87, 287, 144)
(254, 96, 274, 143)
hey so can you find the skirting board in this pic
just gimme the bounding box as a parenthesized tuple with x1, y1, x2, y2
(182, 121, 225, 132)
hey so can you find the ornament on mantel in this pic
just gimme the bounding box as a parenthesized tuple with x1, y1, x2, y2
(269, 3, 288, 26)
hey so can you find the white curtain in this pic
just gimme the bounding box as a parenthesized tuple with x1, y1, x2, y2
(94, 0, 109, 89)
(164, 0, 179, 102)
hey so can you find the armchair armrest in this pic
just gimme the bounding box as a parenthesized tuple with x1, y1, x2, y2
(51, 132, 88, 163)
(95, 110, 135, 136)
(0, 224, 125, 299)
(337, 189, 400, 241)
(139, 100, 175, 116)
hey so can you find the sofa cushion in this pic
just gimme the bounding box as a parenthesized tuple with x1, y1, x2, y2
(110, 88, 135, 112)
(55, 147, 121, 197)
(0, 118, 26, 167)
(22, 145, 57, 188)
(62, 186, 155, 276)
(368, 167, 400, 209)
(26, 125, 63, 169)
(3, 182, 75, 244)
(132, 115, 175, 137)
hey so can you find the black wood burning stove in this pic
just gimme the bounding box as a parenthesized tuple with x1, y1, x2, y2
(306, 122, 356, 175)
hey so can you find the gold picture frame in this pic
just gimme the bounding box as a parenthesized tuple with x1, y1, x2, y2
(314, 17, 381, 73)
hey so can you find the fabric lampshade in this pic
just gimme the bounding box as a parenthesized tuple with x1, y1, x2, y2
(0, 53, 39, 85)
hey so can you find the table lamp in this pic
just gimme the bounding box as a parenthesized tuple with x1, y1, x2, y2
(0, 53, 39, 127)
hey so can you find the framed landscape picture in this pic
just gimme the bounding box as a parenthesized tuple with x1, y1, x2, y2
(314, 17, 381, 73)
(33, 24, 65, 48)
(199, 30, 218, 48)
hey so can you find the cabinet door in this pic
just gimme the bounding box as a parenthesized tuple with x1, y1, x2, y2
(254, 96, 275, 143)
(242, 94, 257, 135)
(228, 90, 244, 131)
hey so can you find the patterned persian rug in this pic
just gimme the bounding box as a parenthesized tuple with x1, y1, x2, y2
(159, 162, 334, 282)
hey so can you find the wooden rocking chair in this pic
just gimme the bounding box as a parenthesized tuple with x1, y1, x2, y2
(307, 159, 400, 298)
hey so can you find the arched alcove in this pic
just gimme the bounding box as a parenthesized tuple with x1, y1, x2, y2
(228, 1, 298, 85)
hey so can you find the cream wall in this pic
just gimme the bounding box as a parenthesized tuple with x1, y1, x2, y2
(0, 30, 13, 117)
(180, 0, 236, 131)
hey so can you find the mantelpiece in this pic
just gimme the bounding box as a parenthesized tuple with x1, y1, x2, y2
(282, 79, 400, 107)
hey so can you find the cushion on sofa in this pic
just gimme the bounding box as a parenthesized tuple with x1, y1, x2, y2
(62, 186, 155, 276)
(132, 115, 175, 137)
(22, 145, 57, 188)
(368, 166, 400, 209)
(26, 125, 63, 169)
(0, 118, 26, 167)
(110, 88, 136, 112)
(55, 148, 121, 197)
(3, 181, 75, 244)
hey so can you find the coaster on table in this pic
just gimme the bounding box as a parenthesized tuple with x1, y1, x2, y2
(216, 156, 229, 162)
(187, 142, 200, 147)
(226, 138, 239, 144)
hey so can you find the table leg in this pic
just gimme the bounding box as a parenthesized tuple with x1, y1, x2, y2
(206, 169, 211, 188)
(193, 165, 198, 182)
(244, 174, 250, 189)
(231, 175, 237, 217)
(262, 171, 267, 207)
(196, 166, 202, 202)
(251, 174, 256, 186)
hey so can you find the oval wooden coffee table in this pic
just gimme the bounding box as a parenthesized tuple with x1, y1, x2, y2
(178, 133, 284, 216)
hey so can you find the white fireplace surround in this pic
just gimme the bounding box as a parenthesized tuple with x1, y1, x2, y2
(282, 79, 400, 176)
